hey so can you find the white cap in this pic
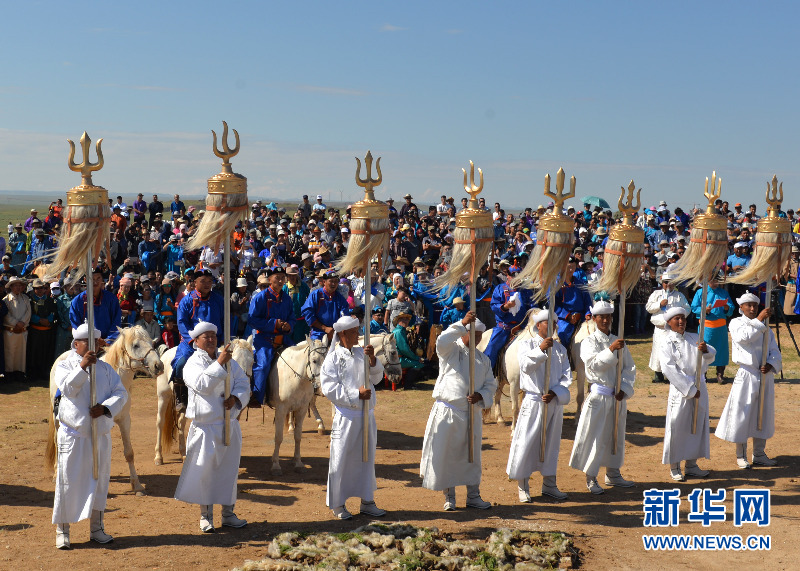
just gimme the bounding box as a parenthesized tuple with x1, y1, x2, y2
(664, 306, 689, 322)
(189, 321, 217, 340)
(72, 323, 101, 340)
(533, 309, 550, 324)
(734, 241, 748, 249)
(590, 300, 614, 315)
(316, 194, 323, 200)
(736, 292, 759, 306)
(236, 277, 248, 288)
(333, 315, 359, 332)
(50, 281, 61, 290)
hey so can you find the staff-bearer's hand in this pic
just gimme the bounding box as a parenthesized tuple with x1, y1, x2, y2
(542, 390, 556, 404)
(358, 386, 372, 400)
(467, 392, 483, 405)
(217, 343, 233, 366)
(81, 351, 98, 370)
(758, 308, 772, 322)
(223, 395, 240, 410)
(615, 390, 626, 401)
(760, 364, 774, 374)
(461, 311, 477, 326)
(609, 339, 625, 352)
(539, 337, 554, 352)
(698, 341, 709, 354)
(364, 344, 377, 367)
(89, 404, 107, 418)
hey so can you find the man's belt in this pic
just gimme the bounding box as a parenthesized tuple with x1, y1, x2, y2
(498, 321, 519, 331)
(30, 324, 53, 331)
(590, 383, 615, 397)
(4, 325, 26, 332)
(705, 318, 726, 328)
(255, 330, 284, 346)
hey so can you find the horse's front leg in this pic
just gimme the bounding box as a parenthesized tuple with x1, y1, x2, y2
(291, 409, 306, 470)
(116, 410, 146, 495)
(154, 393, 165, 466)
(177, 410, 187, 460)
(494, 379, 506, 425)
(510, 373, 521, 432)
(308, 393, 325, 435)
(271, 405, 285, 476)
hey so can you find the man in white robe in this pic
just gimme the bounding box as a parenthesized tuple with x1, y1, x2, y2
(320, 315, 386, 520)
(506, 310, 572, 503)
(52, 323, 128, 549)
(645, 269, 690, 383)
(658, 306, 715, 481)
(715, 292, 781, 468)
(174, 321, 250, 532)
(3, 276, 30, 380)
(569, 300, 636, 494)
(420, 311, 497, 511)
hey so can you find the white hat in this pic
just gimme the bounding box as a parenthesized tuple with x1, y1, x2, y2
(189, 321, 217, 340)
(50, 281, 61, 291)
(664, 306, 689, 325)
(327, 315, 360, 357)
(736, 292, 760, 306)
(236, 277, 248, 287)
(533, 309, 550, 324)
(72, 323, 102, 340)
(590, 300, 614, 315)
(465, 318, 486, 332)
(734, 241, 748, 249)
(316, 194, 323, 200)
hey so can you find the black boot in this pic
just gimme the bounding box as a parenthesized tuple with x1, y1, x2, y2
(173, 379, 188, 413)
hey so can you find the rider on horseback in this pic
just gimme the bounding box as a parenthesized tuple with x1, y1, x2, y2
(484, 268, 534, 370)
(248, 267, 295, 408)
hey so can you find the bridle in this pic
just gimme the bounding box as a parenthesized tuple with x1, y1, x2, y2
(306, 342, 328, 384)
(120, 339, 159, 373)
(377, 333, 401, 369)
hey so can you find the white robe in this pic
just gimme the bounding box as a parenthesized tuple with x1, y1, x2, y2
(507, 333, 572, 479)
(52, 351, 127, 524)
(320, 343, 385, 508)
(420, 323, 497, 490)
(174, 348, 250, 506)
(3, 291, 30, 373)
(569, 329, 635, 475)
(715, 316, 781, 442)
(645, 288, 690, 372)
(659, 330, 716, 464)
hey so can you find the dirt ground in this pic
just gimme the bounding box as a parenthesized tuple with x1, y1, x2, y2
(1, 331, 799, 570)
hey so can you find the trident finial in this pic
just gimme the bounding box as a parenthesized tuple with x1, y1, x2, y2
(766, 174, 783, 217)
(618, 180, 641, 226)
(462, 160, 484, 208)
(68, 132, 104, 187)
(355, 151, 382, 202)
(544, 167, 576, 213)
(703, 170, 722, 215)
(212, 121, 240, 174)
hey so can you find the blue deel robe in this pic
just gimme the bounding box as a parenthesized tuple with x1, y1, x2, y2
(553, 281, 593, 346)
(283, 280, 311, 343)
(300, 287, 351, 340)
(248, 286, 296, 404)
(691, 285, 733, 367)
(484, 282, 533, 368)
(370, 319, 389, 335)
(171, 289, 226, 372)
(69, 290, 122, 342)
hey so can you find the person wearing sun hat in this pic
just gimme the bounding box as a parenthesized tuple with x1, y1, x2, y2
(319, 315, 386, 520)
(658, 306, 715, 482)
(715, 292, 782, 469)
(52, 322, 127, 549)
(173, 321, 250, 533)
(569, 300, 636, 494)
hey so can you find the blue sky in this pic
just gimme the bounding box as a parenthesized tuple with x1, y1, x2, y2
(1, 1, 799, 212)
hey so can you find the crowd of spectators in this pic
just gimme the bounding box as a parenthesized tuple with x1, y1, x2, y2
(2, 189, 799, 386)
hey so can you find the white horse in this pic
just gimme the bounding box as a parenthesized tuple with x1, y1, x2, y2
(45, 326, 164, 495)
(305, 332, 403, 437)
(477, 311, 596, 430)
(268, 338, 329, 475)
(154, 337, 255, 465)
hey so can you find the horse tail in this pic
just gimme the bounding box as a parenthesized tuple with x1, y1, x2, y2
(45, 412, 57, 475)
(161, 395, 177, 454)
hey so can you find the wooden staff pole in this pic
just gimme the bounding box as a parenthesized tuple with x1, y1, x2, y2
(692, 279, 709, 434)
(223, 235, 232, 446)
(758, 280, 772, 430)
(541, 290, 554, 462)
(612, 296, 626, 454)
(362, 264, 371, 462)
(86, 249, 99, 480)
(468, 276, 476, 463)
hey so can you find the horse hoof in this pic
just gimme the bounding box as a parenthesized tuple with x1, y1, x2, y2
(135, 490, 147, 497)
(293, 464, 304, 472)
(317, 428, 325, 436)
(496, 418, 506, 426)
(271, 467, 282, 476)
(154, 457, 163, 466)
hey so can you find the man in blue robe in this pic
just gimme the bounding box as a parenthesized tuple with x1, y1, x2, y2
(248, 267, 296, 407)
(484, 269, 534, 368)
(301, 271, 350, 341)
(171, 269, 225, 411)
(69, 269, 122, 345)
(553, 258, 593, 346)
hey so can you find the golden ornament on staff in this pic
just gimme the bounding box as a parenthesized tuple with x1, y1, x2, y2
(669, 171, 727, 434)
(336, 151, 389, 462)
(188, 122, 249, 447)
(728, 176, 791, 430)
(48, 132, 112, 480)
(435, 161, 493, 463)
(513, 168, 575, 462)
(589, 182, 644, 455)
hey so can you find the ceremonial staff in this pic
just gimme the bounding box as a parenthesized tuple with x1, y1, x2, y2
(335, 151, 389, 462)
(435, 161, 493, 462)
(187, 122, 248, 446)
(589, 182, 644, 454)
(728, 176, 791, 430)
(670, 172, 727, 434)
(514, 168, 575, 462)
(46, 132, 112, 479)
